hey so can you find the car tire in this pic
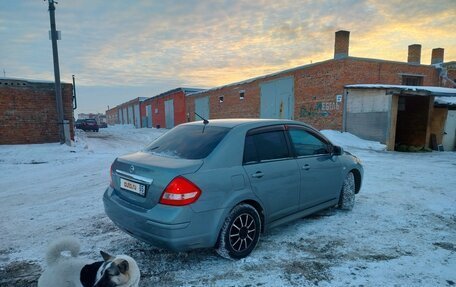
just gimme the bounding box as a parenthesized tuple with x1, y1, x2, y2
(338, 172, 355, 210)
(216, 204, 261, 260)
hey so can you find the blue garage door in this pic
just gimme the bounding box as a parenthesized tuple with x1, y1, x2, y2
(260, 76, 294, 119)
(165, 99, 174, 128)
(195, 96, 209, 121)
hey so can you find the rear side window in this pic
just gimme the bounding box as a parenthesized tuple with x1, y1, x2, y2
(145, 125, 230, 159)
(243, 130, 290, 164)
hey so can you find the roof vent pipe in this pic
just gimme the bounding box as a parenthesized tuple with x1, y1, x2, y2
(334, 30, 350, 59)
(431, 48, 444, 64)
(407, 44, 421, 64)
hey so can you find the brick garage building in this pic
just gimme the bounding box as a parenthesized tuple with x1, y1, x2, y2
(116, 97, 147, 128)
(186, 31, 455, 132)
(141, 88, 204, 129)
(0, 78, 74, 144)
(106, 106, 119, 125)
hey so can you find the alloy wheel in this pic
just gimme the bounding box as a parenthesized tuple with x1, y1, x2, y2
(229, 213, 256, 252)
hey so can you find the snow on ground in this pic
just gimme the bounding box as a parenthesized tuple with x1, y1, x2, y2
(1, 126, 455, 286)
(321, 130, 386, 151)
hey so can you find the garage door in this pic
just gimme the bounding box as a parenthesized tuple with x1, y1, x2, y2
(195, 96, 210, 121)
(260, 76, 294, 119)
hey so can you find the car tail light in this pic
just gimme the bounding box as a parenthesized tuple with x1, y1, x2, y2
(160, 176, 201, 206)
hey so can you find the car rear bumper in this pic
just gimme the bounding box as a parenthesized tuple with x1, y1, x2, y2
(103, 187, 225, 251)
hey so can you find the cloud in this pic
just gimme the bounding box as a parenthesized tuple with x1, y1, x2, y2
(1, 0, 455, 113)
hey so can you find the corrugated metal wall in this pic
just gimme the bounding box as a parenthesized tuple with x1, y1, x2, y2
(345, 89, 390, 143)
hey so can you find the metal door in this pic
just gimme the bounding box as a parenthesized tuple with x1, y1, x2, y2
(165, 99, 174, 128)
(146, 105, 152, 128)
(195, 97, 210, 121)
(122, 108, 128, 125)
(128, 106, 134, 125)
(442, 110, 456, 151)
(134, 104, 140, 128)
(260, 76, 294, 119)
(118, 109, 122, 124)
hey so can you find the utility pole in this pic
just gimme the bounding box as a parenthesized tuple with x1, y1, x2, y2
(47, 0, 67, 144)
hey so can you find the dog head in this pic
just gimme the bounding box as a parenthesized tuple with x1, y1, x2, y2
(93, 251, 140, 287)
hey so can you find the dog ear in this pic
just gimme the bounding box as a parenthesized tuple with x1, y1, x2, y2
(118, 259, 129, 274)
(100, 250, 114, 261)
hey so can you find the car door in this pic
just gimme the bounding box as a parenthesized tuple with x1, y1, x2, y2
(243, 126, 300, 222)
(287, 126, 343, 209)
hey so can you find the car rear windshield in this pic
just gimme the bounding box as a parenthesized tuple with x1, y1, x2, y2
(145, 125, 230, 159)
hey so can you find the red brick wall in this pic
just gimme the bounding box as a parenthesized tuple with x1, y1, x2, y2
(0, 80, 74, 144)
(106, 107, 119, 125)
(187, 57, 441, 131)
(150, 90, 187, 129)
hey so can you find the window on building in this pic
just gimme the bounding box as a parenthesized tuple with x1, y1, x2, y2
(239, 90, 245, 100)
(219, 96, 224, 103)
(402, 75, 423, 86)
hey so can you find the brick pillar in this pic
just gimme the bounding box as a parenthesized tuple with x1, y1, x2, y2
(334, 30, 350, 59)
(431, 48, 444, 64)
(407, 44, 421, 64)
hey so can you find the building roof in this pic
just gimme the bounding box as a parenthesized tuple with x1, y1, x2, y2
(148, 87, 206, 100)
(187, 56, 454, 97)
(0, 77, 69, 85)
(345, 84, 456, 97)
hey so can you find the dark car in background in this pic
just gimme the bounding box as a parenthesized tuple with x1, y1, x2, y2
(76, 119, 99, 132)
(75, 119, 84, 129)
(103, 119, 363, 259)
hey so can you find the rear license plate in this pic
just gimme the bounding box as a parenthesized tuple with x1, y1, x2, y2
(120, 178, 146, 196)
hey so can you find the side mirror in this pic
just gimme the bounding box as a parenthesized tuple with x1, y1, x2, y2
(333, 145, 343, 156)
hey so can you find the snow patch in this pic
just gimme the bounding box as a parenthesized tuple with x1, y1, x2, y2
(435, 96, 456, 105)
(321, 130, 387, 151)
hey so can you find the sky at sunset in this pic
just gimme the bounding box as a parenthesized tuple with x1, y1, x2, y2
(1, 0, 455, 114)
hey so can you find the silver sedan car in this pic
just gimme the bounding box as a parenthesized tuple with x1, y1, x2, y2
(103, 119, 363, 259)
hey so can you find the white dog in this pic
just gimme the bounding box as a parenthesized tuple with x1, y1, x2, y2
(38, 237, 140, 287)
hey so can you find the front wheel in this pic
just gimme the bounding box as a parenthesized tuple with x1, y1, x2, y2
(216, 204, 261, 260)
(338, 172, 355, 210)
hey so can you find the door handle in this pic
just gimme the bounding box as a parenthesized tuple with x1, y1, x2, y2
(302, 164, 310, 171)
(251, 171, 264, 178)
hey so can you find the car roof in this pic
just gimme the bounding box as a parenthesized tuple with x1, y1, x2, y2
(183, 118, 311, 129)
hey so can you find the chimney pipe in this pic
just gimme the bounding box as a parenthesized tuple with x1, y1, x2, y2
(334, 30, 350, 59)
(407, 44, 421, 64)
(431, 48, 444, 64)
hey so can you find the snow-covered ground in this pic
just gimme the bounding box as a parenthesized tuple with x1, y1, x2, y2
(0, 126, 455, 286)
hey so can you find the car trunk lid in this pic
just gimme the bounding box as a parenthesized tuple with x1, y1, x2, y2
(112, 151, 203, 209)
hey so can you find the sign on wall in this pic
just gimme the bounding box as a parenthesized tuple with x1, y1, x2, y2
(300, 101, 340, 118)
